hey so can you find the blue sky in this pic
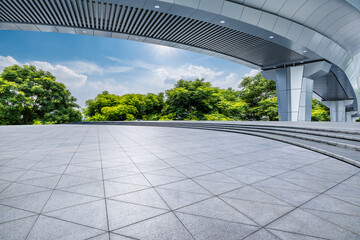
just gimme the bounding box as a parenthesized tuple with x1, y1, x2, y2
(0, 30, 257, 107)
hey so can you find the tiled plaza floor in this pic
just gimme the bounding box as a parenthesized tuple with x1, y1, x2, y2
(0, 125, 359, 240)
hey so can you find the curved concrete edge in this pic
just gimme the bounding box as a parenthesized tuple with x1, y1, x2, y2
(193, 125, 360, 152)
(72, 121, 360, 168)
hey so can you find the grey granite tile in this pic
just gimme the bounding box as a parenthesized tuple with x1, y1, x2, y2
(107, 199, 167, 230)
(222, 197, 294, 226)
(0, 205, 35, 223)
(0, 190, 52, 213)
(305, 209, 360, 235)
(176, 212, 259, 240)
(45, 199, 108, 230)
(0, 183, 48, 199)
(0, 216, 37, 240)
(176, 197, 256, 225)
(194, 179, 244, 195)
(156, 188, 210, 210)
(255, 187, 318, 206)
(27, 215, 104, 240)
(18, 175, 61, 189)
(301, 194, 360, 216)
(43, 190, 101, 212)
(158, 179, 211, 194)
(268, 209, 359, 239)
(104, 181, 148, 198)
(221, 186, 290, 206)
(268, 229, 326, 240)
(111, 188, 169, 209)
(244, 229, 281, 240)
(115, 212, 193, 240)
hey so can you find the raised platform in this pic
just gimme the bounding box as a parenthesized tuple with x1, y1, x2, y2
(0, 124, 359, 239)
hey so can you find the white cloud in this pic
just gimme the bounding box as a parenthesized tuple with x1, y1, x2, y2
(106, 66, 133, 73)
(26, 60, 87, 88)
(243, 69, 261, 78)
(88, 78, 128, 94)
(63, 61, 103, 75)
(0, 56, 90, 88)
(0, 56, 20, 71)
(106, 57, 242, 90)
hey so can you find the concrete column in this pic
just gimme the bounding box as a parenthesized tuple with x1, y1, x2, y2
(262, 61, 331, 122)
(346, 111, 357, 122)
(322, 100, 353, 122)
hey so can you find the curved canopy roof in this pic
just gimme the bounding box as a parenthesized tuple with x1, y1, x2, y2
(0, 0, 359, 111)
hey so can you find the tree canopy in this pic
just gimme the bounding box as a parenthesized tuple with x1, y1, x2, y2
(0, 65, 82, 125)
(83, 73, 331, 122)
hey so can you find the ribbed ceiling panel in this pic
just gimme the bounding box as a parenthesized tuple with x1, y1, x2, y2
(0, 0, 307, 67)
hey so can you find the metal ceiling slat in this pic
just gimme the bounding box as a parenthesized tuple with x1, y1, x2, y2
(58, 0, 72, 26)
(119, 6, 131, 32)
(146, 12, 166, 37)
(165, 17, 191, 40)
(20, 0, 43, 24)
(191, 27, 229, 48)
(66, 0, 77, 26)
(127, 8, 141, 33)
(115, 5, 125, 32)
(134, 10, 151, 35)
(77, 0, 87, 27)
(11, 0, 33, 23)
(94, 0, 99, 29)
(185, 23, 217, 45)
(82, 0, 90, 28)
(71, 0, 82, 27)
(107, 3, 116, 31)
(39, 0, 57, 25)
(3, 0, 27, 23)
(0, 3, 18, 22)
(0, 6, 13, 22)
(33, 0, 52, 24)
(123, 7, 136, 33)
(175, 21, 207, 43)
(142, 12, 163, 36)
(171, 19, 200, 42)
(149, 14, 172, 38)
(44, 0, 62, 25)
(111, 4, 121, 31)
(50, 0, 66, 25)
(88, 0, 94, 28)
(56, 0, 69, 25)
(138, 11, 158, 36)
(103, 3, 111, 30)
(193, 25, 235, 49)
(161, 17, 187, 40)
(99, 1, 104, 30)
(28, 0, 48, 24)
(154, 15, 178, 39)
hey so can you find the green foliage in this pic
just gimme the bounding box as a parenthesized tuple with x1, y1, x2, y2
(0, 65, 82, 125)
(311, 99, 330, 121)
(238, 73, 277, 120)
(83, 73, 332, 122)
(84, 91, 164, 121)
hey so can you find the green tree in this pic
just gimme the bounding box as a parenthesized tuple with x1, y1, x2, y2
(0, 65, 81, 125)
(238, 73, 277, 120)
(84, 91, 164, 121)
(311, 99, 330, 121)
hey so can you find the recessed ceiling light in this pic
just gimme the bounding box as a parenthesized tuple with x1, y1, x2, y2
(154, 5, 160, 8)
(82, 30, 87, 33)
(269, 36, 274, 39)
(135, 37, 139, 40)
(220, 20, 225, 24)
(303, 50, 307, 53)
